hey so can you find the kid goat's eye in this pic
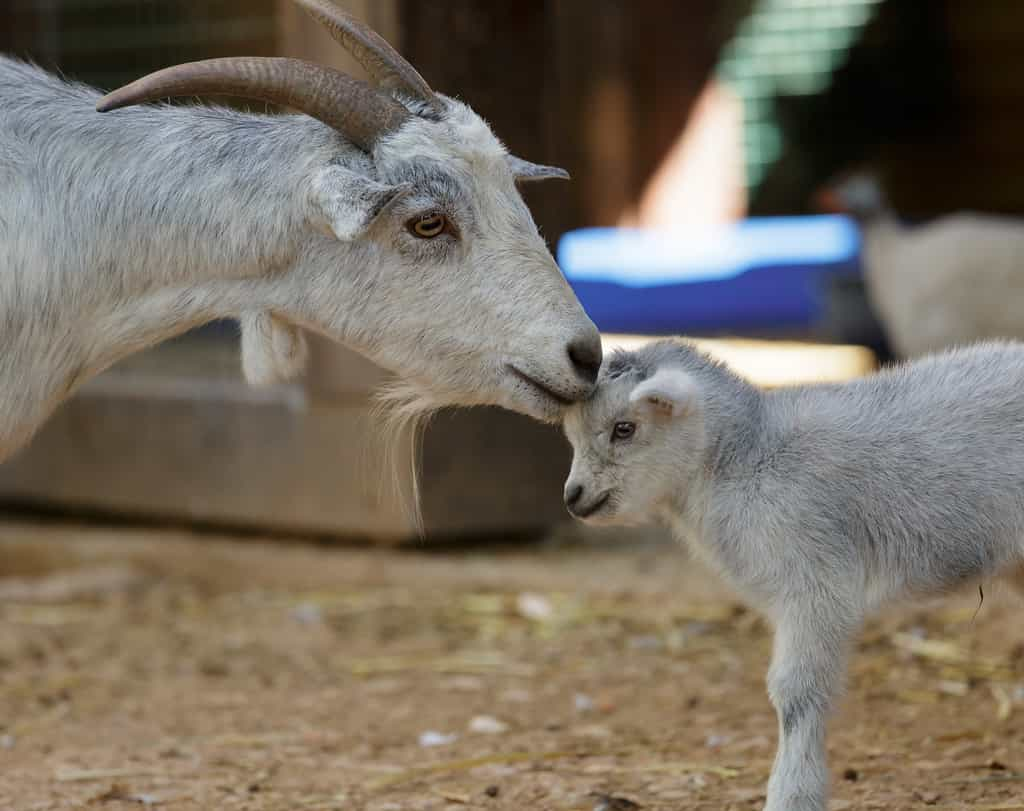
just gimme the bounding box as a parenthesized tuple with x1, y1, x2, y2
(409, 213, 447, 239)
(612, 421, 636, 441)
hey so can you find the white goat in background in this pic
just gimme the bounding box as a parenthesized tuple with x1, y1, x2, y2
(563, 338, 1024, 811)
(0, 0, 601, 462)
(824, 173, 1024, 359)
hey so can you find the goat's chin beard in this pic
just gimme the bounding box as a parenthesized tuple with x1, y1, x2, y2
(379, 366, 566, 423)
(372, 378, 443, 538)
(370, 368, 562, 529)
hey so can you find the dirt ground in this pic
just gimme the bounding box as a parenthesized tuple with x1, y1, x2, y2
(0, 520, 1022, 811)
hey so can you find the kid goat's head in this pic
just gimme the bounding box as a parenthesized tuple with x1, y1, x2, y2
(562, 342, 714, 525)
(97, 0, 600, 421)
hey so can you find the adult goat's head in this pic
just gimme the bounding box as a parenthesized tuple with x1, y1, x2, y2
(97, 0, 601, 421)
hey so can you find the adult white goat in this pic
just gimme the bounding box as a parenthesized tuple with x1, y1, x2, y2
(0, 0, 601, 462)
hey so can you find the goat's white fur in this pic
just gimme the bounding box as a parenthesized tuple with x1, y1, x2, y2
(0, 57, 600, 461)
(563, 339, 1024, 811)
(862, 214, 1024, 358)
(240, 311, 309, 386)
(829, 172, 1024, 359)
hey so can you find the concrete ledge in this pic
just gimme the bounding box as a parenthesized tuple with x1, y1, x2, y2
(0, 372, 571, 542)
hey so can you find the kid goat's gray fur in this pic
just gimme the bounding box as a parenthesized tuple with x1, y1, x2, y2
(563, 339, 1024, 811)
(0, 0, 601, 462)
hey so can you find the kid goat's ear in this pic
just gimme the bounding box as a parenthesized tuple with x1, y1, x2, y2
(311, 164, 412, 242)
(629, 367, 698, 419)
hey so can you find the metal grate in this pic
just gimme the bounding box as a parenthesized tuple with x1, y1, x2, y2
(1, 0, 281, 347)
(717, 0, 884, 193)
(2, 0, 278, 90)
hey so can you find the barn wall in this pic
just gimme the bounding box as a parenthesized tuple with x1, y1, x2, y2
(397, 0, 742, 242)
(883, 0, 1024, 217)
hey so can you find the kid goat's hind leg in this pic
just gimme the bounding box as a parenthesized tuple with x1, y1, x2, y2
(764, 604, 859, 811)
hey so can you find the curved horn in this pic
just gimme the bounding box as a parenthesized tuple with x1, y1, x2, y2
(96, 57, 409, 153)
(292, 0, 442, 113)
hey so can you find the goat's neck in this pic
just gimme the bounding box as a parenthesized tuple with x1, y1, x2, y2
(1, 84, 353, 457)
(74, 110, 345, 325)
(665, 376, 765, 542)
(94, 113, 344, 334)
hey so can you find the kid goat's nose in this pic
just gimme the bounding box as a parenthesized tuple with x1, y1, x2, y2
(564, 483, 584, 509)
(568, 332, 602, 385)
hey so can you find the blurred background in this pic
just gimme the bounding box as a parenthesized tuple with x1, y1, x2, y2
(1, 0, 1023, 542)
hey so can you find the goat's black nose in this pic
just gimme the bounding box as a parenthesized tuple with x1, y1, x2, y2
(567, 334, 602, 385)
(564, 483, 583, 509)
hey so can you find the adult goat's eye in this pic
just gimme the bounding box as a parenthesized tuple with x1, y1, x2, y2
(612, 421, 636, 441)
(409, 213, 447, 239)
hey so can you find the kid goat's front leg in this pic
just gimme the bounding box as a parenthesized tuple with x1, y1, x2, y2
(764, 604, 859, 811)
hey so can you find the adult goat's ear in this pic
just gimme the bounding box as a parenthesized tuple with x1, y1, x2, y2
(312, 164, 412, 241)
(629, 368, 698, 419)
(508, 155, 570, 183)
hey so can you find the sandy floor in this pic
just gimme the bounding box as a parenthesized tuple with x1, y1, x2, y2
(0, 520, 1022, 811)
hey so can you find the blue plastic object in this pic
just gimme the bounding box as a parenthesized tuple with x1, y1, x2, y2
(557, 216, 862, 336)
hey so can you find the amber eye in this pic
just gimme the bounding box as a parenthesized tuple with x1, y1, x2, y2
(410, 214, 447, 239)
(612, 421, 636, 441)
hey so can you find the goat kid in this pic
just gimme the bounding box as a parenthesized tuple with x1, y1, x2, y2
(563, 339, 1024, 811)
(0, 0, 601, 461)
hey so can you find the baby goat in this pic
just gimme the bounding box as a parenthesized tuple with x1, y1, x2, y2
(562, 339, 1024, 811)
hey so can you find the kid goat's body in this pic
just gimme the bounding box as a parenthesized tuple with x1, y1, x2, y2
(562, 339, 1024, 811)
(715, 341, 1024, 614)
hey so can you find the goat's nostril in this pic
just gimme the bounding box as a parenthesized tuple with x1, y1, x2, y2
(568, 335, 602, 385)
(565, 484, 583, 508)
